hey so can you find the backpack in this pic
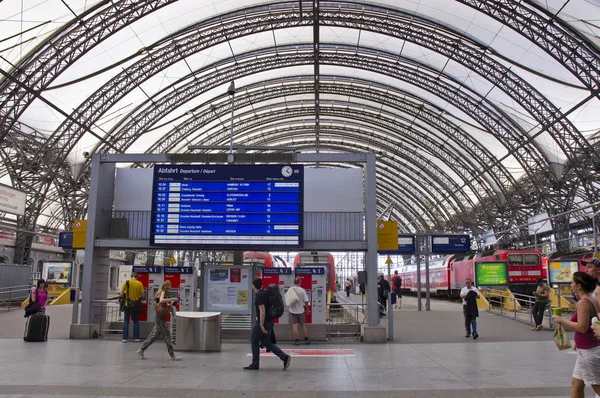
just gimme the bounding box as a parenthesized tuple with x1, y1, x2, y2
(266, 284, 284, 319)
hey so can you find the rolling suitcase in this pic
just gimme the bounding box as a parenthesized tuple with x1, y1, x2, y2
(24, 313, 50, 342)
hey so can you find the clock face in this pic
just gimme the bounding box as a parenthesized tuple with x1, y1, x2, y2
(281, 165, 293, 177)
(226, 153, 235, 163)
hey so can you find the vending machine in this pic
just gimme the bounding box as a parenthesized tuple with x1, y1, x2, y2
(163, 266, 197, 314)
(294, 267, 326, 324)
(261, 267, 294, 324)
(132, 266, 163, 322)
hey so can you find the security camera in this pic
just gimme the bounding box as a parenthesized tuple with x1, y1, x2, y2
(227, 81, 236, 96)
(83, 152, 90, 158)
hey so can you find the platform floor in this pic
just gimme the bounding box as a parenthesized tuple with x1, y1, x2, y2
(0, 295, 595, 397)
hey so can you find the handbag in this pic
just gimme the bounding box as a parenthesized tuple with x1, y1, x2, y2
(284, 286, 301, 307)
(553, 324, 572, 351)
(155, 302, 169, 319)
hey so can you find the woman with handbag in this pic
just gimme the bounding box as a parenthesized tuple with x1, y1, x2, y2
(137, 280, 181, 360)
(552, 272, 600, 398)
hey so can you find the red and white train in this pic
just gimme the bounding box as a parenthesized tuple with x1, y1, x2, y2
(399, 249, 543, 298)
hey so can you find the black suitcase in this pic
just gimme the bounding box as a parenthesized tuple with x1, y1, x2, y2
(24, 313, 50, 342)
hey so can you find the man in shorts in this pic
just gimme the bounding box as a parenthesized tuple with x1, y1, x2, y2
(288, 278, 310, 346)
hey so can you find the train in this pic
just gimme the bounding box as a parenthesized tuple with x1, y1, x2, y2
(293, 251, 336, 293)
(398, 249, 543, 298)
(243, 250, 337, 295)
(243, 251, 290, 269)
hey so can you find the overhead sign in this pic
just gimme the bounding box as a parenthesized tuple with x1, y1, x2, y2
(150, 165, 304, 248)
(0, 183, 26, 216)
(475, 262, 508, 286)
(58, 232, 73, 249)
(377, 220, 398, 251)
(72, 220, 87, 249)
(431, 234, 470, 254)
(379, 235, 416, 254)
(548, 260, 579, 284)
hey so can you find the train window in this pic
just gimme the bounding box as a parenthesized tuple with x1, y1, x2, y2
(507, 254, 540, 266)
(523, 254, 540, 265)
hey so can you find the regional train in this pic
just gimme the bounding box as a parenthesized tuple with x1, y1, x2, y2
(293, 251, 337, 294)
(399, 249, 543, 298)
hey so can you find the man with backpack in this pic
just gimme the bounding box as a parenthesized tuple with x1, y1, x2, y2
(244, 278, 291, 371)
(392, 270, 402, 309)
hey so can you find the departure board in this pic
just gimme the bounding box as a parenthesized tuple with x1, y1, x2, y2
(150, 165, 304, 248)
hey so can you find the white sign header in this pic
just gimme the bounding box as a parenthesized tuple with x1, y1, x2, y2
(0, 184, 26, 216)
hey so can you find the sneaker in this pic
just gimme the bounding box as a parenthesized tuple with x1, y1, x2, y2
(136, 349, 145, 359)
(536, 325, 543, 331)
(170, 355, 182, 361)
(134, 339, 141, 342)
(243, 364, 259, 370)
(465, 334, 471, 338)
(473, 333, 479, 340)
(283, 355, 291, 371)
(294, 339, 300, 346)
(394, 305, 398, 309)
(122, 339, 128, 343)
(305, 338, 310, 345)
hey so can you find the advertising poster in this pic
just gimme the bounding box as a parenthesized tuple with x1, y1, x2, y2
(42, 261, 73, 285)
(474, 262, 507, 286)
(206, 266, 250, 312)
(548, 261, 579, 284)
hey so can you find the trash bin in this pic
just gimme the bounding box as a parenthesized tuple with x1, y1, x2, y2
(174, 312, 221, 352)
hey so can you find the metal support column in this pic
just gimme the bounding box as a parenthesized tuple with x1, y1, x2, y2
(364, 153, 379, 327)
(80, 154, 116, 325)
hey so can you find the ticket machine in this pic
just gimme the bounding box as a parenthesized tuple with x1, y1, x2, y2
(294, 266, 326, 324)
(261, 267, 294, 324)
(132, 266, 163, 322)
(163, 266, 197, 315)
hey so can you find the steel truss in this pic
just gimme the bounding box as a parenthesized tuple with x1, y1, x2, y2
(0, 1, 598, 259)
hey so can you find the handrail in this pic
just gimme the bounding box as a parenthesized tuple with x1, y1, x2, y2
(481, 287, 556, 329)
(0, 285, 32, 311)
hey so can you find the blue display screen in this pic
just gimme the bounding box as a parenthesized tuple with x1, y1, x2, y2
(150, 165, 304, 248)
(430, 235, 471, 254)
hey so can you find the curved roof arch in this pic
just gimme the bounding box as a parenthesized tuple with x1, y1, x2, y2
(0, 0, 598, 252)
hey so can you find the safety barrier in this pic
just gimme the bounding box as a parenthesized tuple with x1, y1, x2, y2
(326, 302, 366, 340)
(92, 300, 123, 336)
(0, 285, 31, 311)
(482, 288, 556, 329)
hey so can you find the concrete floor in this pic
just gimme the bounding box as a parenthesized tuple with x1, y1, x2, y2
(0, 295, 595, 397)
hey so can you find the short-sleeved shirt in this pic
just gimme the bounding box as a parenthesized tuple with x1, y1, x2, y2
(254, 289, 269, 320)
(288, 285, 309, 315)
(535, 283, 550, 303)
(32, 288, 48, 307)
(121, 279, 144, 304)
(460, 286, 480, 305)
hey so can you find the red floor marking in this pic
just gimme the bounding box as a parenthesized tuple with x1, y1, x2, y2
(247, 349, 354, 357)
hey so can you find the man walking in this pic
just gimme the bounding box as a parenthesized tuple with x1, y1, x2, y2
(344, 279, 352, 297)
(286, 278, 311, 346)
(120, 272, 144, 342)
(460, 278, 481, 339)
(392, 270, 402, 309)
(244, 278, 291, 371)
(377, 274, 390, 315)
(531, 277, 549, 331)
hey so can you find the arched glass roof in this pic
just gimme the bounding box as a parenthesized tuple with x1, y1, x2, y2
(1, 0, 599, 239)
